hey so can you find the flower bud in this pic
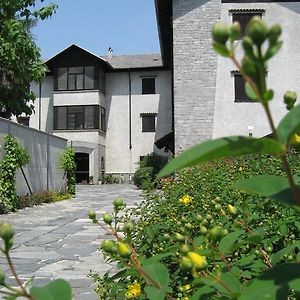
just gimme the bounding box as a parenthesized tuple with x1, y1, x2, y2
(209, 226, 225, 241)
(180, 256, 193, 271)
(117, 242, 131, 258)
(101, 240, 115, 253)
(113, 198, 124, 209)
(103, 213, 113, 225)
(180, 244, 190, 254)
(175, 233, 185, 241)
(268, 24, 282, 44)
(200, 226, 208, 235)
(0, 223, 14, 243)
(212, 22, 230, 44)
(163, 233, 170, 241)
(123, 221, 134, 233)
(187, 252, 207, 269)
(242, 56, 256, 77)
(246, 16, 269, 46)
(289, 134, 300, 145)
(88, 210, 97, 221)
(283, 91, 297, 110)
(230, 22, 241, 41)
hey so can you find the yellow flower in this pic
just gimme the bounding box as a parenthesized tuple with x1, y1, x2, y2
(289, 134, 300, 145)
(126, 283, 141, 298)
(187, 252, 207, 269)
(184, 284, 191, 291)
(179, 194, 193, 206)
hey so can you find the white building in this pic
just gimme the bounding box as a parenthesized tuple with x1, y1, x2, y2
(29, 45, 172, 183)
(26, 1, 300, 182)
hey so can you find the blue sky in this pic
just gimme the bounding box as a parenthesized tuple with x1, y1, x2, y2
(32, 0, 160, 59)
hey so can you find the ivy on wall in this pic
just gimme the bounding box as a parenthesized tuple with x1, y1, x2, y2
(0, 134, 30, 213)
(59, 148, 76, 196)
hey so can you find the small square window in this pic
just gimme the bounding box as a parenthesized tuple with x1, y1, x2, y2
(234, 74, 252, 102)
(142, 115, 156, 132)
(142, 78, 156, 94)
(232, 13, 262, 37)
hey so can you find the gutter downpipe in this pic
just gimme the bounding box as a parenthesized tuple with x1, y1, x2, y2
(128, 69, 132, 178)
(38, 82, 42, 131)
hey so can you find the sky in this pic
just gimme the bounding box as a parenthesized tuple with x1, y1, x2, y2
(32, 0, 160, 59)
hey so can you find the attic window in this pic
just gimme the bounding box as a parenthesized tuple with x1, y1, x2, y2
(142, 77, 156, 94)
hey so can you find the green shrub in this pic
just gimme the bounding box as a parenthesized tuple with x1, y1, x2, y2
(133, 153, 168, 188)
(0, 134, 30, 213)
(17, 191, 72, 210)
(59, 148, 76, 195)
(104, 174, 119, 184)
(92, 153, 300, 299)
(132, 167, 155, 187)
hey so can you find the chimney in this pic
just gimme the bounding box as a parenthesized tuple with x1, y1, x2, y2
(108, 47, 113, 59)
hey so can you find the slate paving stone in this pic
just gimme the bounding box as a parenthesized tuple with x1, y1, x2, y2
(0, 184, 143, 300)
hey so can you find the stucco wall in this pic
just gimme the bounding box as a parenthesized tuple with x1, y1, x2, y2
(212, 2, 300, 138)
(105, 70, 172, 174)
(0, 118, 67, 195)
(173, 0, 221, 151)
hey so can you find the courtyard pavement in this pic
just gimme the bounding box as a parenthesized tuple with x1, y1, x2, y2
(0, 184, 144, 300)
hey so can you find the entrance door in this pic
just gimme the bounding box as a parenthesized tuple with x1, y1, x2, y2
(75, 153, 89, 183)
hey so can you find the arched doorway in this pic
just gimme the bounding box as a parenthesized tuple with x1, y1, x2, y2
(75, 153, 89, 183)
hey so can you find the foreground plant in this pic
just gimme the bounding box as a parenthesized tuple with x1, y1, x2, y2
(0, 223, 71, 300)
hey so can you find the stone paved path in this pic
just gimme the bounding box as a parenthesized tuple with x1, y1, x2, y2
(0, 184, 144, 300)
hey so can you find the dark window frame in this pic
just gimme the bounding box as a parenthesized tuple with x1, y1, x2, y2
(56, 66, 95, 91)
(234, 73, 253, 102)
(54, 105, 106, 131)
(142, 77, 156, 95)
(141, 114, 156, 132)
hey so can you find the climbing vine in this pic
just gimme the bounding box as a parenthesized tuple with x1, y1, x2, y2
(59, 148, 76, 196)
(0, 134, 30, 213)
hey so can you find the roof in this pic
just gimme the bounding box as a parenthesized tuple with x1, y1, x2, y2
(101, 54, 163, 69)
(45, 44, 164, 71)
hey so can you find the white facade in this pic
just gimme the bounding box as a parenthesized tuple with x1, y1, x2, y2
(29, 46, 172, 182)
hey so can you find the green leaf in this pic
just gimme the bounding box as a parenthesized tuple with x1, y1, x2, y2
(144, 286, 168, 300)
(158, 137, 284, 178)
(234, 175, 300, 205)
(265, 41, 283, 60)
(30, 279, 72, 300)
(219, 230, 244, 255)
(142, 262, 170, 288)
(191, 286, 215, 300)
(142, 253, 173, 265)
(221, 272, 242, 295)
(245, 82, 258, 100)
(213, 42, 230, 57)
(277, 104, 300, 144)
(239, 263, 300, 300)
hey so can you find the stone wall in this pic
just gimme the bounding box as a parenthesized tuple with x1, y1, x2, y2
(173, 0, 221, 151)
(0, 118, 67, 195)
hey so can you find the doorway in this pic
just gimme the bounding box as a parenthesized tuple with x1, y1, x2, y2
(75, 153, 89, 183)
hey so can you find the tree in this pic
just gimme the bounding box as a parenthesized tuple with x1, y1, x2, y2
(0, 0, 57, 118)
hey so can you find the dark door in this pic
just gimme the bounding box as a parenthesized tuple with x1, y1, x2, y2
(75, 153, 89, 183)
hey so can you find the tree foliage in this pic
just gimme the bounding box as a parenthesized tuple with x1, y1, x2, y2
(0, 0, 57, 117)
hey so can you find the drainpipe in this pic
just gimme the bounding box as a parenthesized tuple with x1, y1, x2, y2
(128, 69, 132, 150)
(38, 81, 42, 131)
(128, 69, 132, 177)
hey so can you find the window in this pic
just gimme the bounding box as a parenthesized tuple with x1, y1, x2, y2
(142, 77, 156, 94)
(141, 113, 156, 132)
(100, 107, 106, 131)
(234, 73, 252, 102)
(54, 105, 105, 130)
(232, 12, 263, 37)
(17, 116, 30, 126)
(57, 66, 95, 91)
